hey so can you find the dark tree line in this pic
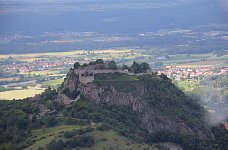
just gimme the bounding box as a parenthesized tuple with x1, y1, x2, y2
(73, 59, 150, 73)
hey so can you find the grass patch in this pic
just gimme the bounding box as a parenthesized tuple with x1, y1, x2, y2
(20, 70, 60, 76)
(25, 125, 84, 150)
(184, 59, 226, 66)
(26, 125, 156, 150)
(95, 80, 140, 93)
(94, 73, 140, 93)
(94, 73, 138, 81)
(84, 130, 156, 150)
(42, 78, 64, 87)
(177, 80, 199, 92)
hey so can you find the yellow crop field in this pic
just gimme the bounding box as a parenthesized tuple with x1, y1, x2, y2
(0, 89, 44, 100)
(42, 78, 64, 86)
(0, 49, 132, 60)
(179, 59, 227, 66)
(20, 70, 61, 76)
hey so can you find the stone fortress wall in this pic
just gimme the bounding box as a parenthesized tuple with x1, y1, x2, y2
(74, 62, 151, 84)
(74, 68, 131, 84)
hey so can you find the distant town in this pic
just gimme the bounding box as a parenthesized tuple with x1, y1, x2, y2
(0, 49, 227, 100)
(1, 51, 227, 81)
(2, 57, 75, 73)
(159, 65, 227, 81)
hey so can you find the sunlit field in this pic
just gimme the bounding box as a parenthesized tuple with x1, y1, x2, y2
(0, 88, 44, 100)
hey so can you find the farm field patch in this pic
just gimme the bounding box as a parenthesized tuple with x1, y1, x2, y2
(0, 88, 44, 100)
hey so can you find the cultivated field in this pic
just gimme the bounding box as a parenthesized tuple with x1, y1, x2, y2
(42, 78, 64, 86)
(0, 88, 44, 100)
(0, 49, 133, 61)
(161, 53, 227, 66)
(20, 70, 62, 76)
(178, 59, 227, 66)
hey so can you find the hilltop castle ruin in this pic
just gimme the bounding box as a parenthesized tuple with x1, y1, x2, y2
(57, 60, 152, 104)
(73, 61, 151, 84)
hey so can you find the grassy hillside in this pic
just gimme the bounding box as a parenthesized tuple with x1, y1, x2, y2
(26, 125, 156, 150)
(84, 130, 156, 150)
(26, 125, 83, 150)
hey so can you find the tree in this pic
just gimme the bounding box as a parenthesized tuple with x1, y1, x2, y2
(95, 59, 104, 64)
(88, 61, 95, 65)
(160, 73, 169, 80)
(74, 62, 80, 69)
(140, 62, 150, 73)
(131, 61, 141, 73)
(43, 116, 57, 127)
(109, 61, 118, 70)
(47, 101, 55, 110)
(82, 63, 88, 68)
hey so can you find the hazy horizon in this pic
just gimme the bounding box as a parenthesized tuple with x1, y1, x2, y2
(0, 0, 227, 35)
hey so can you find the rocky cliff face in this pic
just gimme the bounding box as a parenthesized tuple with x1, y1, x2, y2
(62, 70, 79, 93)
(79, 82, 201, 136)
(58, 70, 214, 139)
(56, 70, 80, 104)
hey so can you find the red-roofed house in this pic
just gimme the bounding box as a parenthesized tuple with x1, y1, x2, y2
(224, 122, 228, 130)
